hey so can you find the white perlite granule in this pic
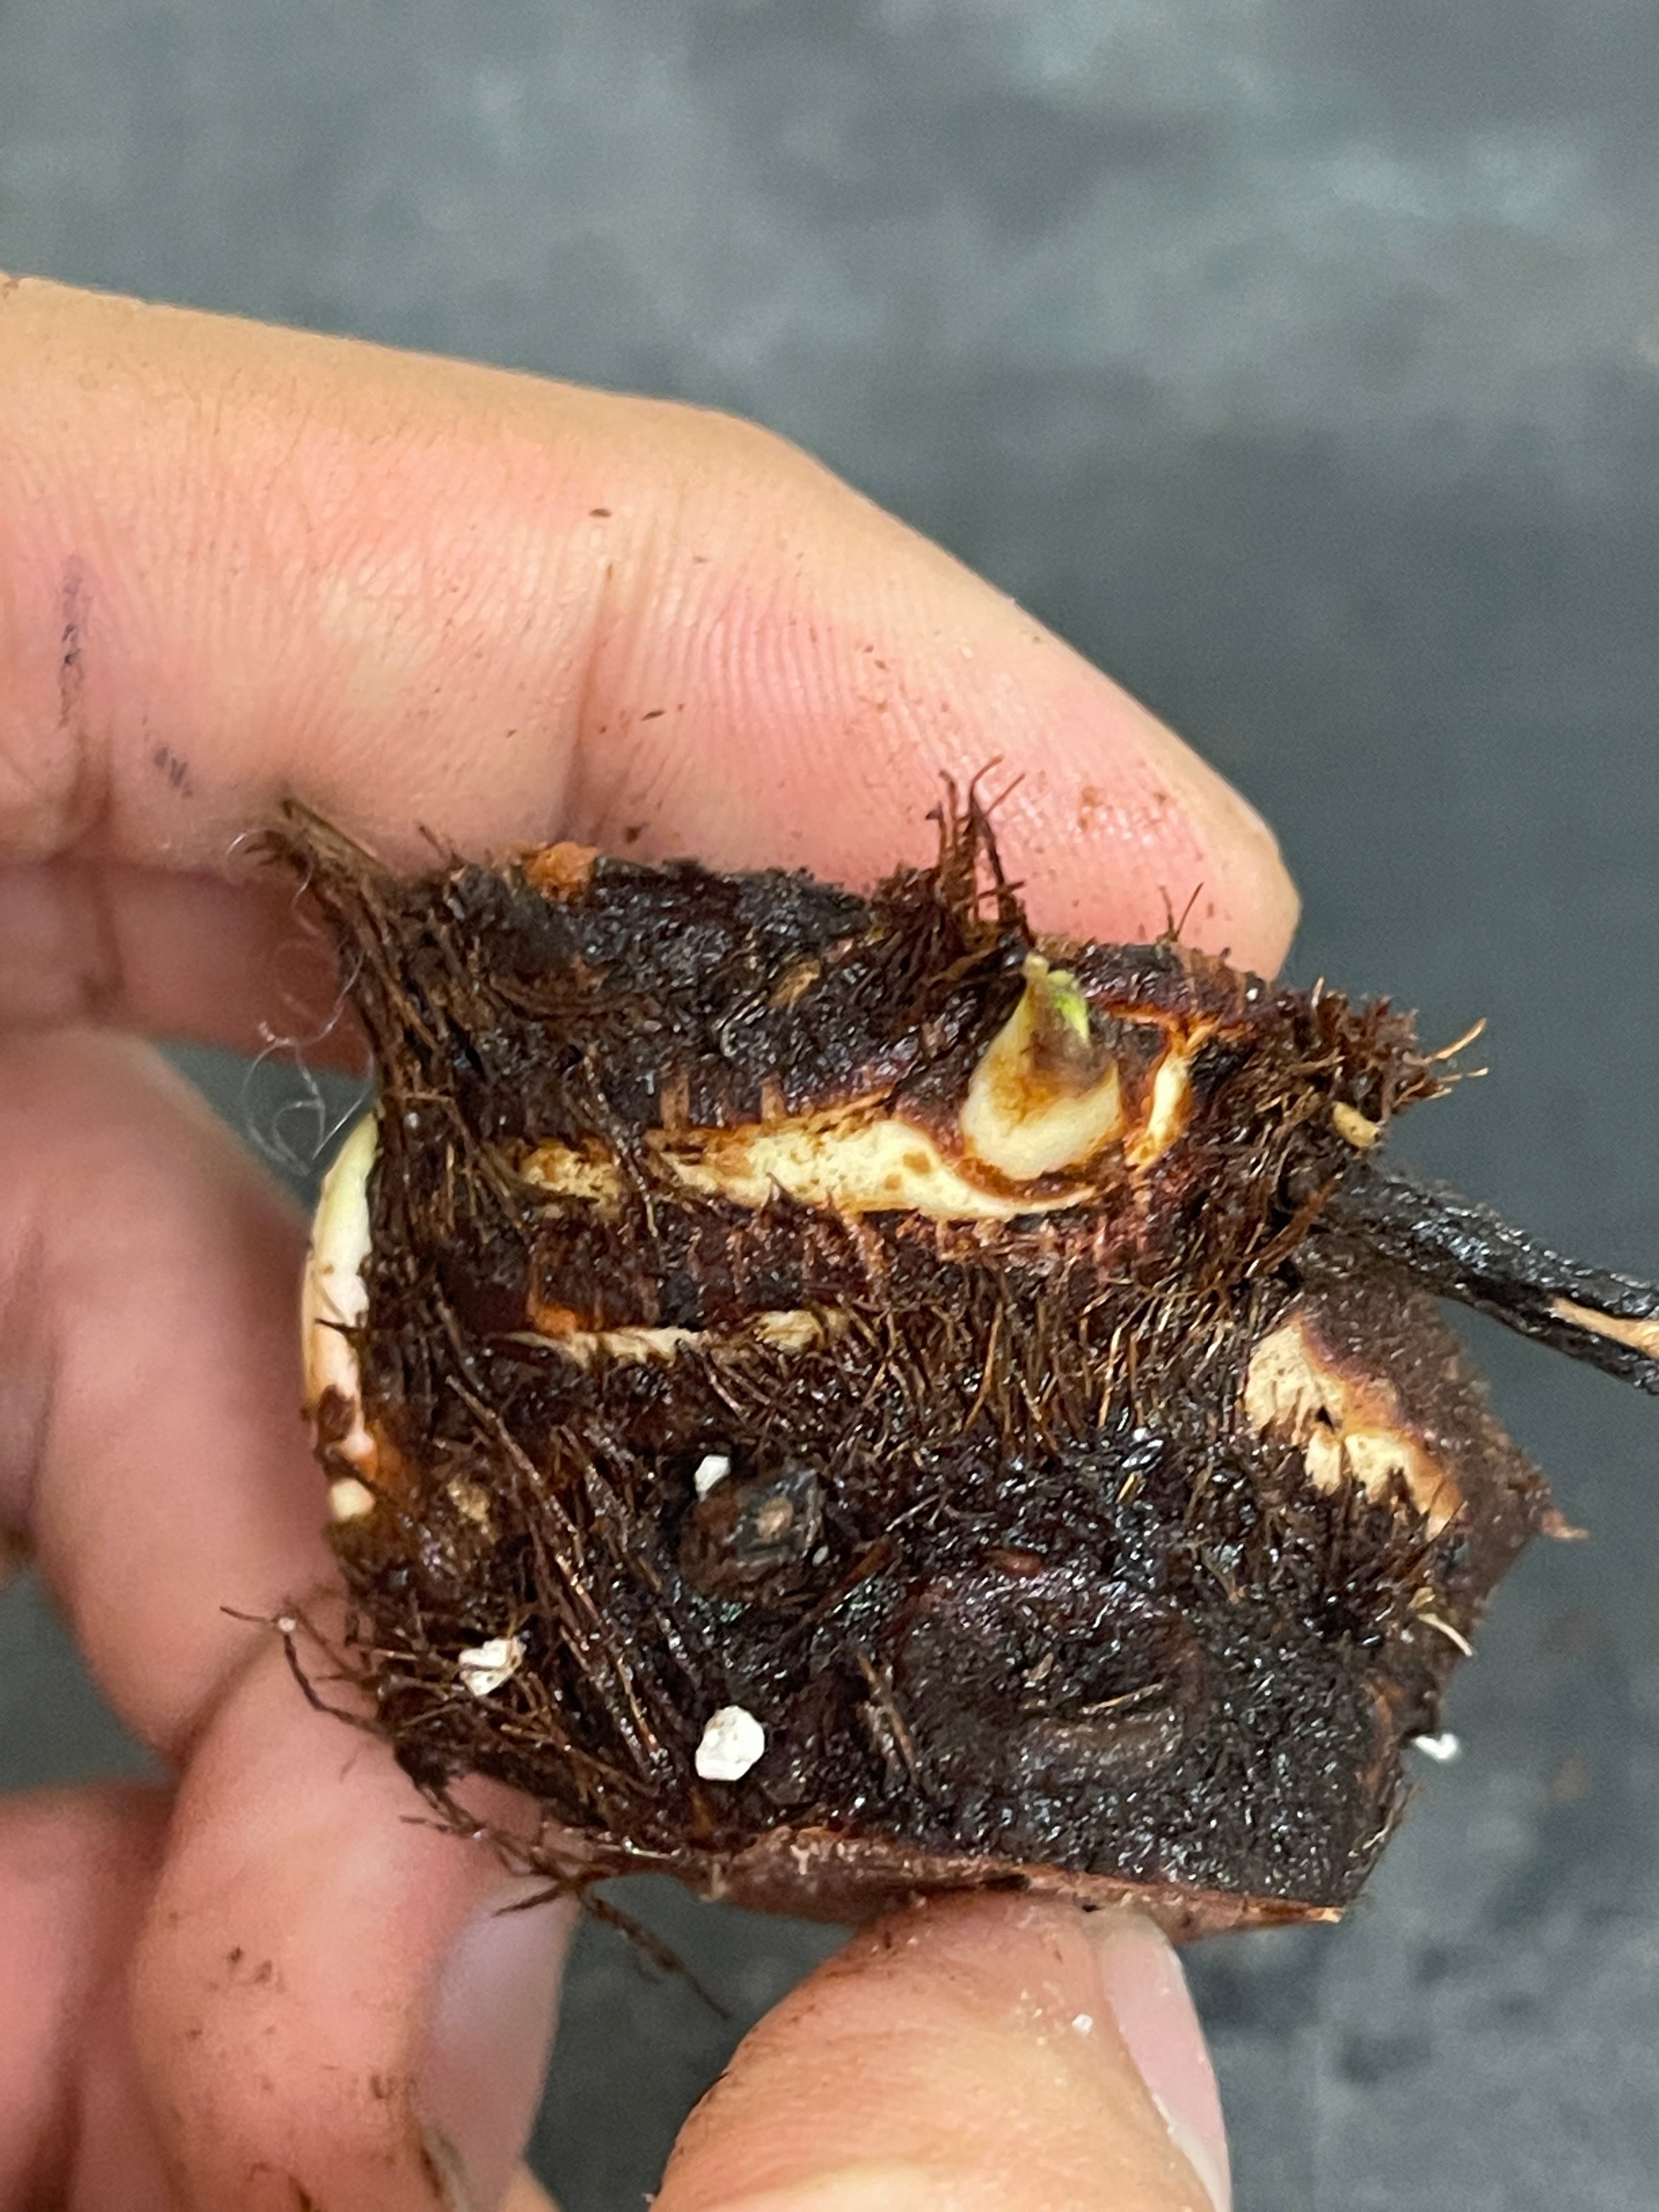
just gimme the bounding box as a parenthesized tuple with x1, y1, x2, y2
(695, 1704, 766, 1781)
(457, 1634, 527, 1699)
(692, 1453, 732, 1499)
(1410, 1731, 1462, 1763)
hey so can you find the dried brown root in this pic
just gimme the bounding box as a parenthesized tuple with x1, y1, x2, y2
(1325, 1161, 1659, 1391)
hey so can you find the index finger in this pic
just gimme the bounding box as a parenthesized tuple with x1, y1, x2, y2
(0, 277, 1296, 1049)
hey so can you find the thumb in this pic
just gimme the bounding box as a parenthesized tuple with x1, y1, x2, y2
(654, 1895, 1229, 2212)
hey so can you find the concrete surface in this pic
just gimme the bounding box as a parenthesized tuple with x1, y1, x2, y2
(3, 3, 1658, 2204)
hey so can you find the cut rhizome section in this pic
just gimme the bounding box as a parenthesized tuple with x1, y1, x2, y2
(272, 793, 1655, 1935)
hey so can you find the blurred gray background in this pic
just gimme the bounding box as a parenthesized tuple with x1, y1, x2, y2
(3, 2, 1659, 2205)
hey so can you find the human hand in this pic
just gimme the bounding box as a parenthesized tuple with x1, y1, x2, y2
(0, 275, 1293, 2211)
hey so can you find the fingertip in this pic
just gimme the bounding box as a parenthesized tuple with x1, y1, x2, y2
(129, 1635, 568, 2212)
(1087, 1912, 1231, 2212)
(501, 2168, 562, 2212)
(421, 1878, 577, 2212)
(656, 1894, 1226, 2212)
(0, 1784, 174, 2207)
(0, 284, 1294, 1007)
(986, 674, 1301, 976)
(571, 575, 1299, 979)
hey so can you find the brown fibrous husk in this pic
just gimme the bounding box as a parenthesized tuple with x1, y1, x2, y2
(271, 793, 1567, 1937)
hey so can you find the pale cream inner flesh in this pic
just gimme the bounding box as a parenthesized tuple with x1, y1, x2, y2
(1549, 1294, 1659, 1361)
(302, 1113, 380, 1482)
(526, 1017, 1203, 1229)
(523, 1307, 848, 1369)
(306, 974, 1213, 1404)
(523, 1108, 1088, 1221)
(302, 1118, 854, 1402)
(1125, 1046, 1196, 1169)
(524, 1069, 1198, 1223)
(522, 955, 1204, 1221)
(1243, 1314, 1462, 1537)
